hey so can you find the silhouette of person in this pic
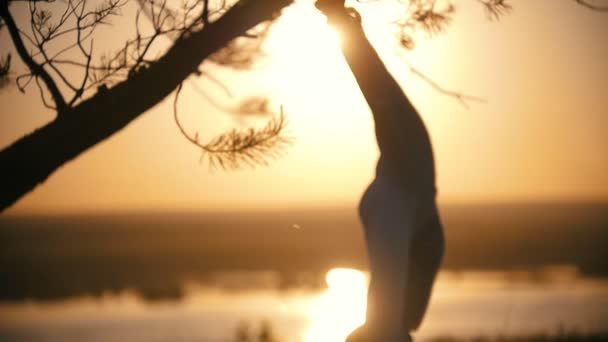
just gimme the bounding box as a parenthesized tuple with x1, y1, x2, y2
(315, 1, 445, 341)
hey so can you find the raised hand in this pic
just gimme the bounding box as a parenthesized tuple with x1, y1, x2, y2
(315, 0, 360, 24)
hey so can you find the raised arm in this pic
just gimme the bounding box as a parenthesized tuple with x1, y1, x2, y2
(316, 0, 436, 192)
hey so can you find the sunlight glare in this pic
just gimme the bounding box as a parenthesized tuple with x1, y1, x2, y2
(304, 268, 368, 342)
(265, 2, 348, 104)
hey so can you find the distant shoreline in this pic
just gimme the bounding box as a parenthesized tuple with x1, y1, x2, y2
(4, 199, 608, 217)
(1, 202, 607, 301)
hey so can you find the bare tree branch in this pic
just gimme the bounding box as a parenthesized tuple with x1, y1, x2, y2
(409, 64, 485, 108)
(574, 0, 608, 11)
(0, 17, 9, 88)
(0, 54, 11, 89)
(202, 0, 210, 25)
(0, 0, 295, 212)
(0, 0, 68, 112)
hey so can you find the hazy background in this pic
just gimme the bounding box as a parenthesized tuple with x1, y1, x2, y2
(1, 0, 607, 341)
(1, 204, 608, 301)
(1, 0, 607, 214)
(1, 204, 608, 342)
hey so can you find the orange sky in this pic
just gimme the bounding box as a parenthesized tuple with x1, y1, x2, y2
(1, 0, 607, 214)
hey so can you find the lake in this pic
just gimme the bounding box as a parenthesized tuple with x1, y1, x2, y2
(1, 267, 607, 342)
(1, 204, 607, 341)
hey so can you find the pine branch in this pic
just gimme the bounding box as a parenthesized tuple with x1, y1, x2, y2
(173, 83, 292, 170)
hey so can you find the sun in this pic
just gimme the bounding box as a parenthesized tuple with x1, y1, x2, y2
(264, 1, 347, 101)
(266, 1, 343, 56)
(304, 268, 369, 342)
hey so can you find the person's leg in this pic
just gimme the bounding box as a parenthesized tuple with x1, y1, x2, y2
(352, 181, 419, 342)
(365, 223, 412, 341)
(404, 202, 445, 332)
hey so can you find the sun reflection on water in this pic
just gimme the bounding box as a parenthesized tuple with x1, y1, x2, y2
(304, 268, 369, 342)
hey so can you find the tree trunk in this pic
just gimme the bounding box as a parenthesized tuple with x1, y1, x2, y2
(0, 0, 293, 212)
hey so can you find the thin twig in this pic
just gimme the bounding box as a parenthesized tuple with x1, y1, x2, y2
(405, 60, 485, 108)
(574, 0, 608, 11)
(1, 1, 68, 112)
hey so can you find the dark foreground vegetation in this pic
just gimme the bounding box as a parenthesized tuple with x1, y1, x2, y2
(228, 322, 608, 342)
(226, 319, 608, 342)
(428, 333, 608, 342)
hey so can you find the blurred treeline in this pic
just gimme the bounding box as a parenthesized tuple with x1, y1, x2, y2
(1, 202, 607, 301)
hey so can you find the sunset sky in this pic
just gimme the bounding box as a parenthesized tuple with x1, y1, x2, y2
(1, 0, 607, 214)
